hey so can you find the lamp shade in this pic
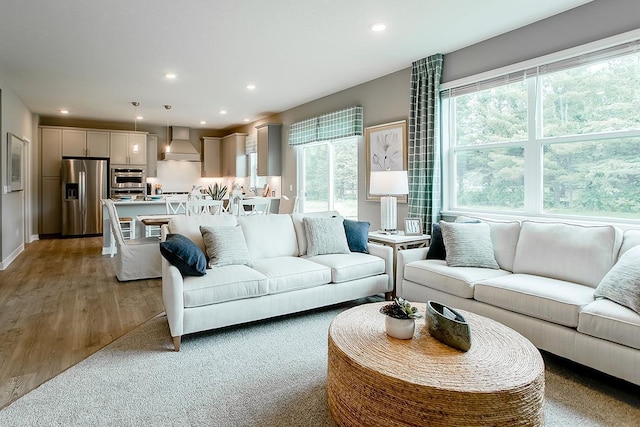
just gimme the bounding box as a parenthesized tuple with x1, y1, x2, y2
(370, 170, 409, 195)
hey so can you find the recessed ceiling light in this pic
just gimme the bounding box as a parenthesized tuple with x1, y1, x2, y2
(219, 110, 227, 115)
(165, 73, 177, 79)
(136, 115, 143, 120)
(243, 118, 251, 122)
(369, 22, 386, 32)
(200, 121, 206, 125)
(59, 109, 69, 114)
(246, 84, 256, 90)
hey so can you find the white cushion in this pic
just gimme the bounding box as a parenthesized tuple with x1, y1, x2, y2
(512, 221, 622, 288)
(307, 253, 385, 283)
(168, 215, 237, 253)
(440, 221, 499, 269)
(238, 214, 299, 259)
(182, 265, 268, 307)
(619, 229, 640, 259)
(474, 274, 595, 328)
(251, 257, 331, 294)
(403, 259, 511, 299)
(303, 216, 350, 256)
(578, 299, 640, 350)
(291, 211, 341, 256)
(455, 216, 521, 272)
(594, 245, 640, 314)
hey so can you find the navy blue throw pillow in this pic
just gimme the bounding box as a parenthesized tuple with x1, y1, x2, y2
(343, 219, 370, 253)
(426, 223, 446, 260)
(160, 234, 207, 276)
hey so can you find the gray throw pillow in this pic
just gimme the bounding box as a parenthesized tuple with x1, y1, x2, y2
(594, 245, 640, 314)
(200, 225, 252, 268)
(303, 216, 351, 256)
(440, 221, 499, 269)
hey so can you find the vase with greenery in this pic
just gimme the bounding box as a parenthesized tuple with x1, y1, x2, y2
(206, 183, 228, 200)
(380, 298, 423, 339)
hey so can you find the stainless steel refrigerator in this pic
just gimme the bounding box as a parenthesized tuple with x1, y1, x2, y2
(61, 158, 109, 236)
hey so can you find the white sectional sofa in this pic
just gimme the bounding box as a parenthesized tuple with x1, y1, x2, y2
(160, 212, 393, 351)
(397, 217, 640, 386)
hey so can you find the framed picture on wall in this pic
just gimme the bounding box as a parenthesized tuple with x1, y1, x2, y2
(365, 120, 407, 202)
(7, 133, 24, 192)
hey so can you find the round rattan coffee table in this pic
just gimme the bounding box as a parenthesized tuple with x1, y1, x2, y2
(327, 302, 545, 426)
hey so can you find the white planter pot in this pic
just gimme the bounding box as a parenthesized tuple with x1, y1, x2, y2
(385, 316, 415, 339)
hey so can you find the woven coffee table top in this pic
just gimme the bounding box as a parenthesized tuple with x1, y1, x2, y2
(327, 302, 545, 426)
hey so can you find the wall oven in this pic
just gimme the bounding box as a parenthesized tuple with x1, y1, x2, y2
(110, 167, 146, 198)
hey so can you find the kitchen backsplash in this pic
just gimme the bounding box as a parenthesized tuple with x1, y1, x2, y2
(146, 161, 281, 197)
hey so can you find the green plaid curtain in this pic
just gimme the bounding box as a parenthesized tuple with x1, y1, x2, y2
(289, 106, 363, 146)
(408, 54, 443, 234)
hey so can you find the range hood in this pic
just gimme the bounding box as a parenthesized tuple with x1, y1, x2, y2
(161, 126, 201, 161)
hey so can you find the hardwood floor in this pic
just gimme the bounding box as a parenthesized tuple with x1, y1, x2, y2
(0, 237, 163, 409)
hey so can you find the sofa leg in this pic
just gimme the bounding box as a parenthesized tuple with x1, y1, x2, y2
(172, 336, 181, 352)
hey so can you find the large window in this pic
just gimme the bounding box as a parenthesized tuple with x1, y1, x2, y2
(297, 136, 359, 218)
(442, 39, 640, 222)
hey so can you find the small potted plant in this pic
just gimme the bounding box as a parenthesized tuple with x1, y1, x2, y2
(206, 183, 228, 200)
(380, 297, 423, 339)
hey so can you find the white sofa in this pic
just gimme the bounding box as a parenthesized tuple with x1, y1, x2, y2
(397, 217, 640, 386)
(161, 212, 393, 351)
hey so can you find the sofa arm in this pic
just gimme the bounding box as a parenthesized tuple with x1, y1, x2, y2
(396, 247, 429, 297)
(367, 242, 394, 292)
(162, 258, 185, 338)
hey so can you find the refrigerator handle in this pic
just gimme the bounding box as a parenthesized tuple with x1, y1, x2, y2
(79, 171, 86, 213)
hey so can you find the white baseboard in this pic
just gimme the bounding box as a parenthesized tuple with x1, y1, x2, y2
(0, 244, 25, 270)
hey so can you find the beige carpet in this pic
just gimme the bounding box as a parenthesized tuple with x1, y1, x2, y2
(0, 298, 638, 426)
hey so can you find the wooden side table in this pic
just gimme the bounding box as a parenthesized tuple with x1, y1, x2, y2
(368, 232, 430, 300)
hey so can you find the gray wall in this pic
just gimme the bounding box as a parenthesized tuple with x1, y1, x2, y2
(0, 72, 34, 267)
(442, 0, 640, 83)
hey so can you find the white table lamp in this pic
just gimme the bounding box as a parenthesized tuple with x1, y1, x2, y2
(370, 170, 409, 233)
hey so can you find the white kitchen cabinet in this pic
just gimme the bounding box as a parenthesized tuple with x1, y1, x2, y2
(60, 129, 110, 157)
(61, 129, 87, 157)
(147, 135, 158, 177)
(41, 127, 62, 176)
(41, 176, 61, 234)
(86, 130, 110, 157)
(110, 132, 147, 165)
(201, 136, 222, 177)
(221, 133, 247, 177)
(256, 123, 282, 176)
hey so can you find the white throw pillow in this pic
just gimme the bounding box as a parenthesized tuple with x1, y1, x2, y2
(440, 221, 499, 269)
(594, 245, 640, 315)
(200, 225, 252, 268)
(303, 217, 350, 256)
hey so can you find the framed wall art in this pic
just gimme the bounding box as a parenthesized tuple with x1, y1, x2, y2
(365, 120, 407, 202)
(404, 218, 423, 236)
(8, 133, 24, 192)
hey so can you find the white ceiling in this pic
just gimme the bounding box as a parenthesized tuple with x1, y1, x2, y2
(0, 0, 592, 129)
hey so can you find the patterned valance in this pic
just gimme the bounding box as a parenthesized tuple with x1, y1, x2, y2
(245, 134, 257, 154)
(289, 106, 363, 146)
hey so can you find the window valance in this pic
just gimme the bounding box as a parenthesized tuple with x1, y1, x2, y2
(289, 106, 363, 146)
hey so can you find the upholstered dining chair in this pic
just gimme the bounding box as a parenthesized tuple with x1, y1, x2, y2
(186, 198, 225, 215)
(103, 199, 161, 281)
(278, 195, 298, 214)
(237, 198, 271, 215)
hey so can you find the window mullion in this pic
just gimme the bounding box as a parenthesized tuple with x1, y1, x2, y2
(524, 76, 541, 215)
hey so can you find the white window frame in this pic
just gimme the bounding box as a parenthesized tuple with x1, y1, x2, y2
(296, 136, 359, 216)
(441, 29, 640, 227)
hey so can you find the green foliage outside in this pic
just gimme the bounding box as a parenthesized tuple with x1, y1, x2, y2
(451, 53, 640, 219)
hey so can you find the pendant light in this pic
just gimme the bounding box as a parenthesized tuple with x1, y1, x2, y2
(164, 104, 172, 153)
(131, 101, 140, 153)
